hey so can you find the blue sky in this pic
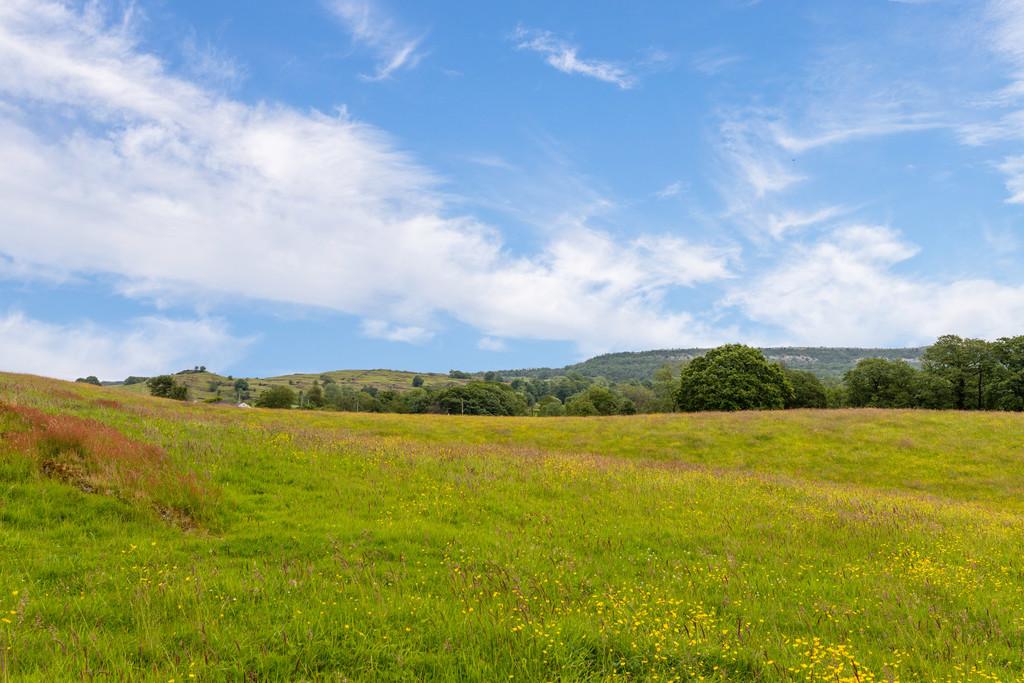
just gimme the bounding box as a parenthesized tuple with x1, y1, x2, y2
(1, 0, 1023, 380)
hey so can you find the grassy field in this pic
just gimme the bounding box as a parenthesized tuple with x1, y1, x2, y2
(113, 369, 465, 402)
(1, 372, 1023, 681)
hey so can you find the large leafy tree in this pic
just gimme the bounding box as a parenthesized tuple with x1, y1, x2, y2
(922, 335, 1000, 409)
(255, 385, 296, 409)
(782, 368, 827, 408)
(436, 382, 528, 416)
(994, 336, 1024, 411)
(676, 345, 792, 412)
(843, 359, 918, 408)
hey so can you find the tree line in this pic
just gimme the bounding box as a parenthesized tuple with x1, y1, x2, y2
(141, 334, 1024, 415)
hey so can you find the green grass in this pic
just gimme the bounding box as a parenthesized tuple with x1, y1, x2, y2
(1, 372, 1023, 681)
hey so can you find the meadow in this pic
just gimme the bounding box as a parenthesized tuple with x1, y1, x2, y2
(1, 372, 1023, 681)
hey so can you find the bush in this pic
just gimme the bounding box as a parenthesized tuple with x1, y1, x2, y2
(75, 376, 101, 386)
(147, 375, 189, 401)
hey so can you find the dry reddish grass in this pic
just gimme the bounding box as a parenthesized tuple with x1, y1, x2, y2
(0, 401, 209, 528)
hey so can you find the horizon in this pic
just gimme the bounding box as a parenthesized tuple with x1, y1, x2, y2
(82, 343, 934, 384)
(2, 0, 1023, 380)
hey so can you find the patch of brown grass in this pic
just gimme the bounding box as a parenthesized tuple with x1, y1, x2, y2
(0, 402, 212, 529)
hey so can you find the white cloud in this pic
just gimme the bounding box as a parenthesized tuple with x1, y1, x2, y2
(763, 206, 846, 239)
(326, 0, 425, 81)
(181, 34, 245, 88)
(0, 1, 734, 357)
(477, 337, 507, 352)
(730, 225, 1024, 345)
(513, 27, 635, 89)
(654, 180, 686, 199)
(770, 117, 943, 155)
(718, 115, 805, 199)
(999, 155, 1024, 203)
(361, 319, 434, 344)
(0, 312, 246, 381)
(691, 49, 742, 76)
(953, 3, 1024, 201)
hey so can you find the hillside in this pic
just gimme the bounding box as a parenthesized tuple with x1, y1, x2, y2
(113, 368, 467, 402)
(107, 346, 926, 405)
(499, 346, 927, 382)
(2, 372, 1023, 680)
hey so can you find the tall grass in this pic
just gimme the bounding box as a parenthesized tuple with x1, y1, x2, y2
(0, 372, 1022, 681)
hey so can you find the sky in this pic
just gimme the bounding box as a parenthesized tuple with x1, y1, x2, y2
(1, 0, 1024, 380)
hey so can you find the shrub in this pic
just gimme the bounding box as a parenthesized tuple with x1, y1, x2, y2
(147, 375, 188, 401)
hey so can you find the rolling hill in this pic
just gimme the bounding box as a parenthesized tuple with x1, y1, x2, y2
(112, 368, 468, 402)
(497, 346, 927, 382)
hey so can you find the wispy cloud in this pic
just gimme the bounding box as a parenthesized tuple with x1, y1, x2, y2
(512, 27, 635, 89)
(763, 206, 846, 239)
(181, 34, 245, 88)
(998, 155, 1024, 203)
(770, 116, 945, 154)
(326, 0, 425, 81)
(691, 48, 742, 76)
(655, 180, 686, 199)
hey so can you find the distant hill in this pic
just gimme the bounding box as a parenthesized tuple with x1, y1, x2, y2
(496, 347, 927, 382)
(111, 368, 467, 402)
(106, 347, 927, 402)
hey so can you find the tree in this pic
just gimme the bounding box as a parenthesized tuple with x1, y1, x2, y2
(565, 395, 599, 416)
(993, 336, 1024, 411)
(436, 382, 527, 416)
(676, 345, 792, 412)
(75, 376, 101, 386)
(449, 370, 471, 379)
(233, 378, 250, 401)
(923, 335, 977, 410)
(306, 381, 324, 409)
(651, 364, 681, 412)
(843, 359, 917, 408)
(618, 383, 658, 413)
(537, 396, 566, 416)
(146, 375, 188, 400)
(255, 385, 296, 409)
(782, 368, 827, 409)
(411, 375, 425, 388)
(395, 388, 434, 413)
